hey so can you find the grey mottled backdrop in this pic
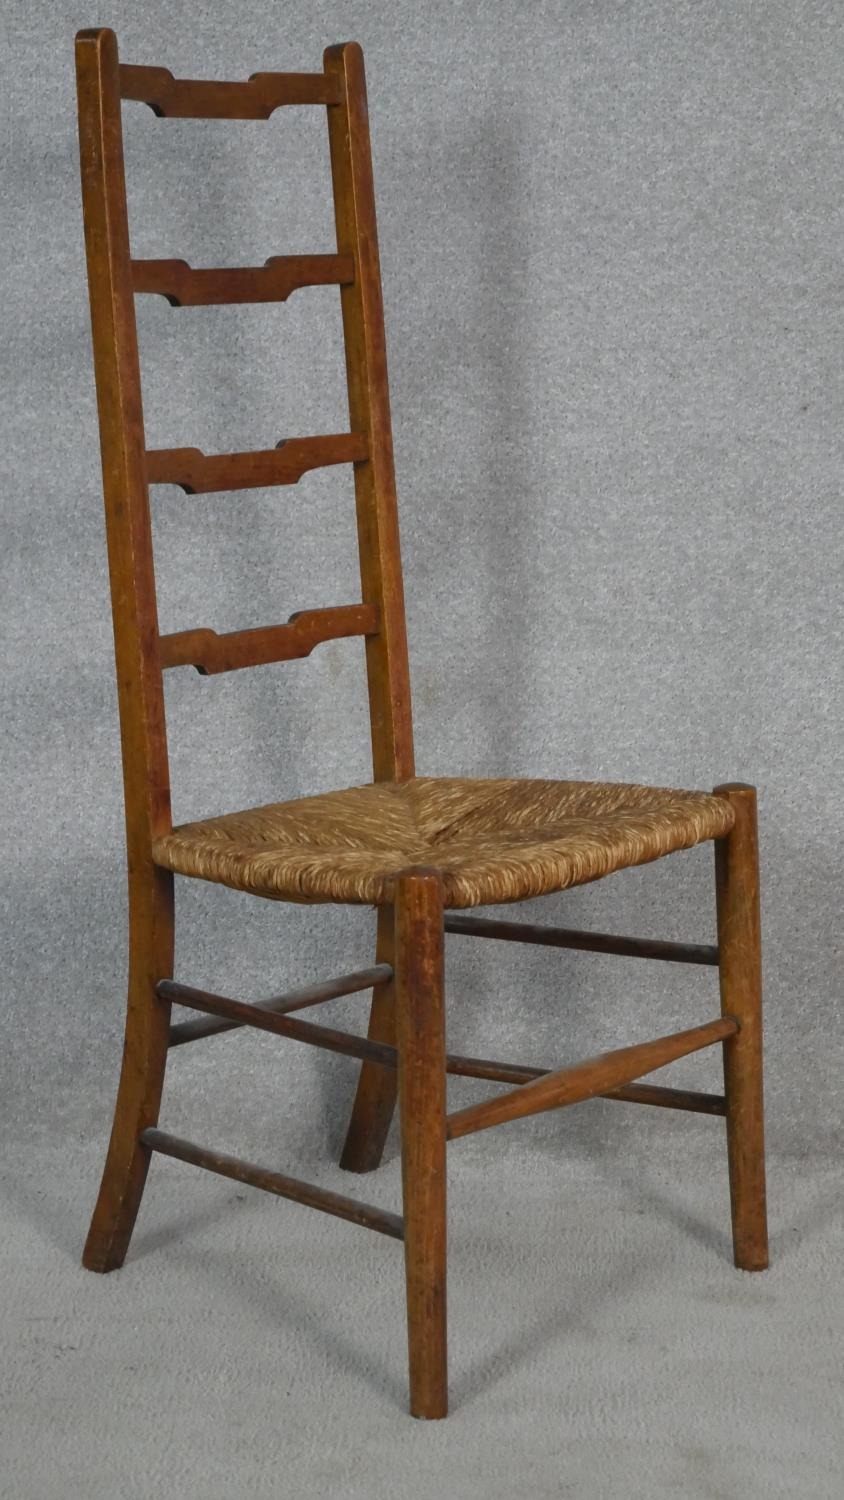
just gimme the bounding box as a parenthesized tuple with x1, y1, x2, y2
(2, 3, 843, 1496)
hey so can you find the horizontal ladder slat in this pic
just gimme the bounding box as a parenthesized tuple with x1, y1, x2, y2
(132, 254, 355, 305)
(168, 964, 392, 1047)
(140, 1129, 403, 1239)
(159, 605, 378, 674)
(445, 914, 719, 967)
(120, 65, 342, 117)
(146, 435, 367, 493)
(446, 1016, 738, 1140)
(156, 979, 395, 1065)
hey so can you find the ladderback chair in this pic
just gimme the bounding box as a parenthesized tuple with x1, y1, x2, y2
(75, 27, 768, 1420)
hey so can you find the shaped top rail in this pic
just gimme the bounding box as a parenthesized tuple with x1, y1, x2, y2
(119, 64, 342, 117)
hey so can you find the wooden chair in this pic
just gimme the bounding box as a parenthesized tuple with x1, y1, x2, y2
(75, 28, 768, 1420)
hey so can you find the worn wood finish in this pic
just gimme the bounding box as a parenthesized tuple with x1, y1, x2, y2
(325, 38, 416, 1193)
(83, 872, 174, 1273)
(157, 979, 396, 1065)
(141, 1129, 404, 1239)
(77, 28, 176, 1274)
(339, 906, 400, 1172)
(714, 784, 769, 1271)
(76, 30, 170, 854)
(444, 1051, 727, 1115)
(170, 986, 725, 1117)
(444, 914, 719, 967)
(598, 1081, 726, 1114)
(77, 27, 770, 1417)
(168, 963, 391, 1046)
(120, 64, 341, 116)
(159, 605, 378, 675)
(146, 435, 367, 493)
(395, 871, 448, 1419)
(324, 43, 414, 783)
(446, 1016, 738, 1141)
(132, 254, 354, 305)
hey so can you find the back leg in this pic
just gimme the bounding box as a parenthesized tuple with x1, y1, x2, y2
(83, 866, 174, 1272)
(339, 906, 398, 1173)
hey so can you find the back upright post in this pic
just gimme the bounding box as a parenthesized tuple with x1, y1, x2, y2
(326, 43, 414, 1174)
(324, 42, 414, 783)
(76, 28, 175, 1271)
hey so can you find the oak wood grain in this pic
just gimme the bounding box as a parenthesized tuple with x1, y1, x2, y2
(120, 64, 341, 117)
(444, 913, 719, 966)
(444, 1051, 727, 1115)
(76, 27, 175, 1275)
(339, 906, 400, 1172)
(395, 870, 448, 1419)
(446, 1016, 738, 1141)
(132, 254, 354, 305)
(159, 605, 378, 674)
(157, 978, 397, 1066)
(168, 963, 391, 1046)
(714, 784, 769, 1271)
(76, 29, 771, 1421)
(141, 1129, 404, 1238)
(145, 435, 367, 493)
(327, 39, 416, 1199)
(324, 43, 414, 783)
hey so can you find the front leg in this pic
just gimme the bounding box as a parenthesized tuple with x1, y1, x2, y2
(395, 869, 448, 1419)
(714, 783, 769, 1271)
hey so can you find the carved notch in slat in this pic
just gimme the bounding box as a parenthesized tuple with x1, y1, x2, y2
(132, 255, 355, 306)
(159, 604, 379, 674)
(119, 65, 341, 117)
(146, 435, 367, 493)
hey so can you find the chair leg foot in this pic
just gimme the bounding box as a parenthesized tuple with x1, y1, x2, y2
(395, 871, 448, 1419)
(83, 1127, 158, 1273)
(339, 907, 398, 1174)
(714, 784, 769, 1272)
(83, 869, 174, 1273)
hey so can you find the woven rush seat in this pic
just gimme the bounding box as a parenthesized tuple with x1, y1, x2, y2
(152, 776, 735, 908)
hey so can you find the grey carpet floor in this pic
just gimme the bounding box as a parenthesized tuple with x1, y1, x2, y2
(3, 1128, 842, 1499)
